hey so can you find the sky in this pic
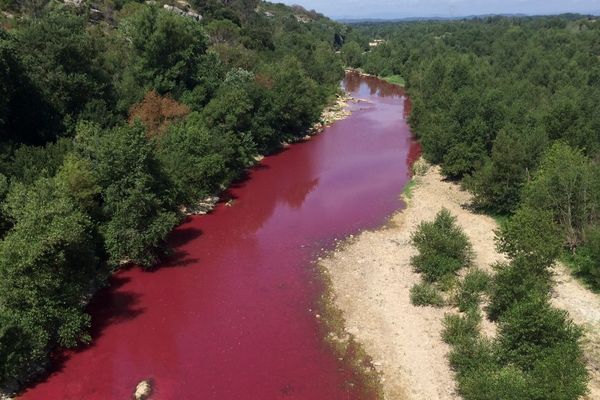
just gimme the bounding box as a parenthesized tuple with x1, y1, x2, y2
(278, 0, 600, 20)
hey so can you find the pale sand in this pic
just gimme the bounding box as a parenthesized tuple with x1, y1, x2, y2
(320, 164, 600, 400)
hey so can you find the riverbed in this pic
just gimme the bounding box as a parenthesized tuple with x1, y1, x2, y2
(19, 72, 418, 400)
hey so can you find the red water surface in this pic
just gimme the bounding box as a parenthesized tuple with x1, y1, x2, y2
(20, 73, 420, 400)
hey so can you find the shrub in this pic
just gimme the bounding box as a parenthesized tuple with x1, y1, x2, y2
(448, 337, 498, 379)
(441, 310, 480, 346)
(497, 296, 583, 371)
(487, 260, 551, 321)
(411, 208, 473, 282)
(495, 206, 562, 271)
(457, 268, 490, 312)
(571, 225, 600, 290)
(410, 282, 444, 307)
(528, 341, 589, 400)
(459, 365, 533, 400)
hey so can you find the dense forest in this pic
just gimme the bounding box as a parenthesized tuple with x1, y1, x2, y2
(0, 0, 351, 389)
(350, 15, 600, 400)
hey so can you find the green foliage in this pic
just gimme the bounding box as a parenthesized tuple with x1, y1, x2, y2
(76, 122, 179, 268)
(487, 259, 552, 321)
(497, 296, 583, 371)
(469, 125, 547, 213)
(523, 142, 599, 248)
(341, 41, 363, 68)
(0, 177, 99, 385)
(441, 310, 481, 346)
(456, 269, 490, 312)
(569, 226, 600, 290)
(16, 10, 113, 133)
(269, 57, 323, 139)
(121, 6, 208, 96)
(495, 206, 562, 270)
(156, 113, 238, 205)
(411, 208, 473, 282)
(410, 282, 444, 307)
(382, 75, 405, 87)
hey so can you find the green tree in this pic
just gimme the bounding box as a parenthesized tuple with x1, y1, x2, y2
(0, 177, 99, 385)
(341, 41, 363, 68)
(121, 5, 208, 95)
(411, 208, 473, 282)
(523, 142, 598, 248)
(269, 57, 322, 138)
(76, 122, 178, 268)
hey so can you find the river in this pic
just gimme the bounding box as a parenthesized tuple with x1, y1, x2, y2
(20, 72, 419, 400)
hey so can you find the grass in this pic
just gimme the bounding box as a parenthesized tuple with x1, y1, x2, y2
(560, 251, 600, 294)
(382, 75, 405, 87)
(410, 282, 445, 307)
(487, 212, 509, 227)
(402, 179, 417, 199)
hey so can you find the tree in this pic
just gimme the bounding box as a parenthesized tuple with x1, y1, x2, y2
(75, 122, 178, 268)
(470, 125, 548, 213)
(128, 91, 190, 137)
(0, 177, 99, 385)
(16, 10, 113, 133)
(495, 207, 562, 271)
(523, 142, 598, 248)
(269, 57, 322, 138)
(411, 208, 473, 282)
(341, 41, 363, 68)
(156, 113, 239, 205)
(121, 6, 208, 95)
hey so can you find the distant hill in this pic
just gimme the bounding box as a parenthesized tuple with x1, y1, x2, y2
(338, 12, 599, 24)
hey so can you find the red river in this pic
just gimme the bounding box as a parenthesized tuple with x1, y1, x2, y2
(20, 72, 419, 400)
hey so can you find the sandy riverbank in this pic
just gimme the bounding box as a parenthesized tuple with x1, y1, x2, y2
(319, 163, 600, 400)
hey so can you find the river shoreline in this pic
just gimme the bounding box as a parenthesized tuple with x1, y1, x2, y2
(319, 161, 600, 399)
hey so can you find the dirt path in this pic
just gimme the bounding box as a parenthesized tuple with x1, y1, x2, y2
(320, 164, 600, 400)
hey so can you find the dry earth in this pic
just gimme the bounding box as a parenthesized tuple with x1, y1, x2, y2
(320, 164, 600, 400)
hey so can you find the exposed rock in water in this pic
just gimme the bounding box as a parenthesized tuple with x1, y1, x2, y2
(181, 196, 220, 215)
(133, 379, 152, 400)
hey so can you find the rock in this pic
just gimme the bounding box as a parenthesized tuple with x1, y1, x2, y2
(133, 379, 152, 400)
(163, 4, 202, 21)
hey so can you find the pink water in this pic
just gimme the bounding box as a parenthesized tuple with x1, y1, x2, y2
(20, 73, 419, 400)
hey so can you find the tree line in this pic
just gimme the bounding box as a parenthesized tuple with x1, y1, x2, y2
(350, 14, 600, 291)
(0, 0, 346, 389)
(351, 15, 600, 400)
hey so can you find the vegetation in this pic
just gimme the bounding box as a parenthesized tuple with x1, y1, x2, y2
(411, 208, 473, 282)
(409, 209, 472, 309)
(440, 206, 588, 399)
(410, 282, 444, 307)
(356, 17, 596, 398)
(0, 0, 347, 388)
(382, 74, 405, 87)
(354, 15, 600, 286)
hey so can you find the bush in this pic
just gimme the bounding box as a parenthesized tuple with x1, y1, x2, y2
(448, 337, 498, 379)
(441, 310, 480, 346)
(410, 282, 444, 307)
(497, 296, 583, 371)
(571, 225, 600, 290)
(487, 260, 551, 321)
(459, 365, 532, 400)
(456, 268, 490, 312)
(495, 206, 562, 271)
(411, 208, 473, 282)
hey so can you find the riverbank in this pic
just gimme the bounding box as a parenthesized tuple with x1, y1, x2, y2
(319, 162, 600, 399)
